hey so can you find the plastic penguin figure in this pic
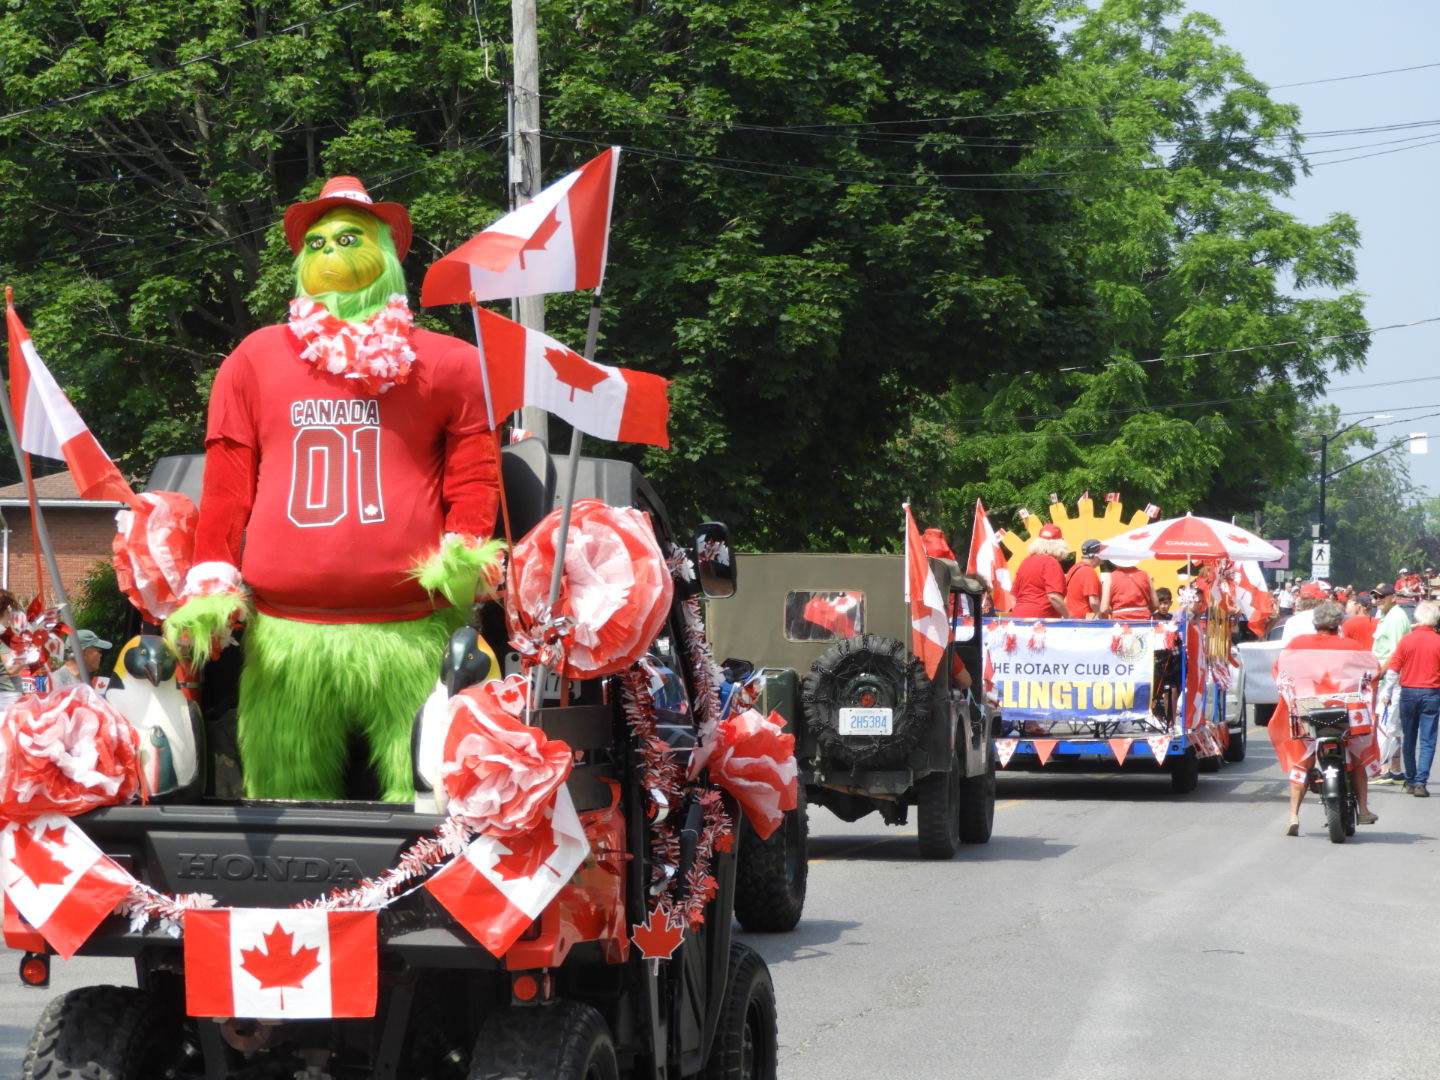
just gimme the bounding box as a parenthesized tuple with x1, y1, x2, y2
(165, 177, 502, 801)
(105, 635, 204, 800)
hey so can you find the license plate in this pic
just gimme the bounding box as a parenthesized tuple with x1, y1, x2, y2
(839, 707, 893, 736)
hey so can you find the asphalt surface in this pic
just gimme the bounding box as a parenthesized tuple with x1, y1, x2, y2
(4, 718, 1438, 1080)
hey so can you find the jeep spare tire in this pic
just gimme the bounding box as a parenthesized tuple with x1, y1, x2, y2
(803, 634, 932, 767)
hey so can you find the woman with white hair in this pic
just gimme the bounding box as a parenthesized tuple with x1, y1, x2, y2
(1010, 523, 1069, 618)
(1377, 599, 1440, 797)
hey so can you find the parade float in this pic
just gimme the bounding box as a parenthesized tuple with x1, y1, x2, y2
(1, 150, 794, 1080)
(976, 497, 1277, 792)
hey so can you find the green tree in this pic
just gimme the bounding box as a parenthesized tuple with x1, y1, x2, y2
(1, 0, 1100, 551)
(1248, 406, 1424, 588)
(938, 0, 1369, 530)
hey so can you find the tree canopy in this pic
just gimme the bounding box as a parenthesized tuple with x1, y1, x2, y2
(0, 0, 1387, 557)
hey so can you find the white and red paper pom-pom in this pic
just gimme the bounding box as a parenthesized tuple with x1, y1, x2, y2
(687, 708, 797, 840)
(440, 675, 572, 836)
(1001, 628, 1019, 654)
(0, 598, 70, 675)
(180, 561, 245, 600)
(112, 491, 197, 624)
(0, 685, 142, 822)
(1109, 623, 1133, 655)
(508, 500, 674, 679)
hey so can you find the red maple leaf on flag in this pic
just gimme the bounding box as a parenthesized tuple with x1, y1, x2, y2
(239, 924, 322, 998)
(11, 827, 71, 888)
(631, 906, 685, 960)
(1312, 671, 1343, 695)
(545, 346, 608, 401)
(492, 830, 562, 882)
(517, 208, 563, 270)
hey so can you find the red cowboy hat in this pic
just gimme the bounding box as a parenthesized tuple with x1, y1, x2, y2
(283, 176, 412, 260)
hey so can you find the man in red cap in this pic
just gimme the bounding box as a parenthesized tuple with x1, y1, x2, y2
(1010, 523, 1069, 618)
(166, 176, 502, 801)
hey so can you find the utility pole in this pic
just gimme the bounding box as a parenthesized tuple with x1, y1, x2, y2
(509, 0, 547, 443)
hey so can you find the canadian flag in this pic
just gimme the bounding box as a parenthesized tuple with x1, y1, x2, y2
(7, 296, 135, 504)
(966, 499, 1014, 612)
(426, 786, 589, 958)
(904, 505, 948, 680)
(475, 306, 669, 447)
(0, 814, 136, 959)
(1232, 559, 1275, 636)
(183, 908, 378, 1019)
(422, 146, 619, 305)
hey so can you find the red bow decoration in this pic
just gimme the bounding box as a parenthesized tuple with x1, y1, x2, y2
(0, 598, 72, 675)
(1026, 622, 1047, 652)
(1109, 623, 1133, 655)
(507, 608, 578, 671)
(687, 709, 798, 840)
(1001, 629, 1019, 654)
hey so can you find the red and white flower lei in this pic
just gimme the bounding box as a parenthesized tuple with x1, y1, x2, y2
(288, 295, 416, 395)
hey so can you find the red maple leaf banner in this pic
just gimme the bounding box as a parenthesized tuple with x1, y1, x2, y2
(544, 345, 608, 402)
(631, 904, 685, 960)
(184, 910, 378, 1019)
(239, 923, 323, 996)
(10, 826, 72, 888)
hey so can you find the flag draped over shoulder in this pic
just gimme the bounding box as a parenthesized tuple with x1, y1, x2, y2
(422, 147, 620, 305)
(904, 505, 947, 680)
(6, 297, 135, 504)
(966, 499, 1013, 612)
(475, 306, 669, 447)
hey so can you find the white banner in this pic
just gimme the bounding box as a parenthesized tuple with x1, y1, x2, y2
(986, 620, 1156, 724)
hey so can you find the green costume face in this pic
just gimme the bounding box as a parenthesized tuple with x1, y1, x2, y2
(293, 208, 407, 322)
(299, 209, 385, 295)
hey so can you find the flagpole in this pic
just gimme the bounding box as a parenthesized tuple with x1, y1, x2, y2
(528, 285, 604, 721)
(0, 293, 85, 681)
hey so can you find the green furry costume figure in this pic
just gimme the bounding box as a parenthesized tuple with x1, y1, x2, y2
(166, 177, 502, 801)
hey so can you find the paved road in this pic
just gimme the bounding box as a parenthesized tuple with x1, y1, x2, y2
(5, 722, 1438, 1079)
(741, 724, 1440, 1080)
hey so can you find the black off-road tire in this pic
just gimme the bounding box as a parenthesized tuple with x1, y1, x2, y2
(23, 985, 190, 1080)
(704, 943, 778, 1080)
(1168, 747, 1200, 794)
(1223, 718, 1248, 762)
(468, 1001, 618, 1080)
(959, 723, 997, 844)
(916, 750, 962, 859)
(734, 784, 809, 933)
(803, 634, 931, 768)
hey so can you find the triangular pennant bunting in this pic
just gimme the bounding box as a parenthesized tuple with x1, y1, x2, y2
(1032, 739, 1057, 766)
(1108, 738, 1131, 765)
(995, 739, 1018, 768)
(1147, 736, 1170, 765)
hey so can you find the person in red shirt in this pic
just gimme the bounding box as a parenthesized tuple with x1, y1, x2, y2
(1064, 538, 1104, 618)
(1376, 600, 1440, 796)
(1101, 558, 1158, 620)
(1010, 523, 1069, 618)
(1341, 592, 1378, 649)
(1272, 601, 1378, 834)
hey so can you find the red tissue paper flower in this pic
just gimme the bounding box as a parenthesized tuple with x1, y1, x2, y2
(507, 500, 674, 678)
(112, 490, 198, 624)
(687, 709, 798, 840)
(0, 685, 141, 822)
(440, 675, 573, 836)
(0, 598, 71, 675)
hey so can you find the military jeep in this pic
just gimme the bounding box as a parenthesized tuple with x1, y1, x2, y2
(708, 553, 997, 873)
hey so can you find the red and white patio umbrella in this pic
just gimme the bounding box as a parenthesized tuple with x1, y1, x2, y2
(1096, 513, 1282, 563)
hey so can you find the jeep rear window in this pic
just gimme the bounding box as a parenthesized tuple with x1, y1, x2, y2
(786, 590, 864, 641)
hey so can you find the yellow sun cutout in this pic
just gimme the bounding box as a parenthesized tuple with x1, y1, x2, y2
(996, 497, 1187, 595)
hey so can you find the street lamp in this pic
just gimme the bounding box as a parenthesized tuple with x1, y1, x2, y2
(1317, 413, 1392, 542)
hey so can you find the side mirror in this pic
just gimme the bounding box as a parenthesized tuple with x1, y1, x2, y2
(693, 522, 737, 599)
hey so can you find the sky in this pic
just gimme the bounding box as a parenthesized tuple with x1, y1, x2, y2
(1186, 0, 1440, 497)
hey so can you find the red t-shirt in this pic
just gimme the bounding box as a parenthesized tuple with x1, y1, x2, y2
(1064, 562, 1101, 618)
(1386, 625, 1440, 688)
(202, 324, 499, 622)
(1285, 632, 1365, 652)
(1340, 615, 1377, 649)
(1011, 553, 1064, 617)
(1107, 567, 1153, 620)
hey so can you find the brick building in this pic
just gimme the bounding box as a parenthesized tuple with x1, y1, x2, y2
(0, 470, 127, 602)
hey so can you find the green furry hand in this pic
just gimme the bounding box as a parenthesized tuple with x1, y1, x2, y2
(414, 536, 507, 610)
(163, 593, 248, 666)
